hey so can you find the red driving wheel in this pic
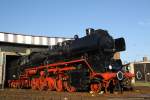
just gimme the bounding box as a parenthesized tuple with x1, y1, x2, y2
(39, 80, 47, 91)
(63, 81, 76, 92)
(55, 79, 63, 92)
(90, 83, 101, 93)
(46, 77, 55, 91)
(31, 78, 39, 90)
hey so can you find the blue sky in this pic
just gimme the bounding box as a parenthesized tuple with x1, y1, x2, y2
(0, 0, 150, 62)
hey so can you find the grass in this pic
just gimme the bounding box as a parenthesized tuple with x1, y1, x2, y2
(133, 81, 150, 87)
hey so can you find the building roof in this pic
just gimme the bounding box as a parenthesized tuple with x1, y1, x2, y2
(0, 32, 72, 46)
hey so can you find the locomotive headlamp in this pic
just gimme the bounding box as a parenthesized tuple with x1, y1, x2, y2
(126, 66, 130, 71)
(117, 71, 124, 81)
(12, 75, 16, 78)
(127, 66, 130, 70)
(109, 65, 112, 70)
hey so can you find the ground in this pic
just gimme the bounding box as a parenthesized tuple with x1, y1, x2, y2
(0, 85, 150, 100)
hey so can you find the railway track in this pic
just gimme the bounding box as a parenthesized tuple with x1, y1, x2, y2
(0, 88, 150, 100)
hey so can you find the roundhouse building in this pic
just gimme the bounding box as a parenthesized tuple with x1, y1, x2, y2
(128, 57, 150, 83)
(0, 32, 71, 88)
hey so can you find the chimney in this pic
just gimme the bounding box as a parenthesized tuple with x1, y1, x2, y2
(143, 57, 148, 62)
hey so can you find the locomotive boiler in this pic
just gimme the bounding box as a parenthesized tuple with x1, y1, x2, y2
(8, 28, 134, 93)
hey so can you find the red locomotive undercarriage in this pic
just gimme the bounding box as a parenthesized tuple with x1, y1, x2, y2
(8, 59, 134, 93)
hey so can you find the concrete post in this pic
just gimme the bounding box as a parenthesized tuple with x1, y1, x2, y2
(0, 52, 5, 89)
(0, 52, 3, 88)
(26, 49, 31, 55)
(130, 63, 135, 84)
(144, 63, 147, 82)
(2, 52, 6, 89)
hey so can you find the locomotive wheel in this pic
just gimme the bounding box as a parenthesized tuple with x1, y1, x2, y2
(14, 81, 18, 89)
(123, 78, 133, 90)
(31, 79, 36, 90)
(24, 80, 29, 88)
(39, 83, 47, 91)
(31, 79, 39, 90)
(20, 81, 23, 89)
(63, 81, 76, 92)
(46, 77, 55, 91)
(54, 79, 63, 92)
(90, 83, 101, 93)
(114, 80, 123, 94)
(39, 78, 47, 91)
(16, 81, 20, 88)
(18, 81, 21, 89)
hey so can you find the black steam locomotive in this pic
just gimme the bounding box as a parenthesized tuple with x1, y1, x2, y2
(8, 28, 133, 93)
(10, 28, 125, 79)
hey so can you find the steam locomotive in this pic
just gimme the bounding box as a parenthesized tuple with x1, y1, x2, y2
(8, 28, 134, 93)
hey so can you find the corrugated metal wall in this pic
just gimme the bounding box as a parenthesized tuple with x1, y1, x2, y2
(0, 32, 71, 46)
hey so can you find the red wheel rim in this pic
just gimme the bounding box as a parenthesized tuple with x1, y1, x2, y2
(90, 83, 101, 93)
(66, 86, 76, 92)
(55, 79, 63, 92)
(47, 82, 54, 91)
(64, 81, 76, 92)
(39, 78, 47, 91)
(31, 79, 36, 90)
(46, 77, 55, 91)
(31, 79, 39, 90)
